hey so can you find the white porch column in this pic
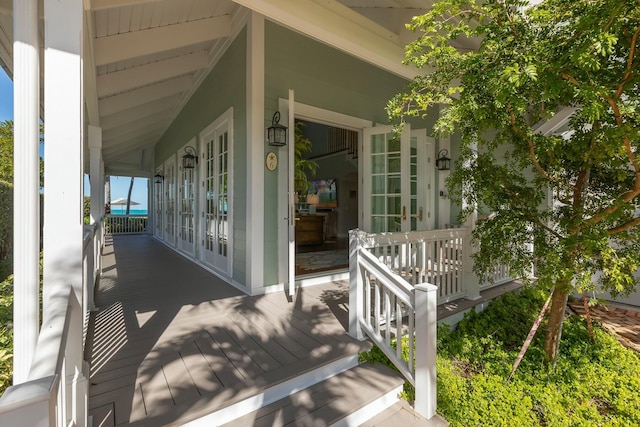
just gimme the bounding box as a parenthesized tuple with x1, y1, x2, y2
(88, 125, 103, 308)
(43, 0, 84, 315)
(246, 12, 265, 292)
(88, 125, 103, 226)
(12, 0, 40, 384)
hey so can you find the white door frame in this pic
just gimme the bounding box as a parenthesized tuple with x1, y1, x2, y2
(276, 97, 372, 288)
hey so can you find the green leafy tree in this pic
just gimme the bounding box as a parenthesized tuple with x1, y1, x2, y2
(294, 121, 318, 194)
(389, 0, 640, 363)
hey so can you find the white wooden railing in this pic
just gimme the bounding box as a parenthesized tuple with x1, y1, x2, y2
(349, 240, 437, 419)
(0, 222, 101, 426)
(104, 214, 148, 235)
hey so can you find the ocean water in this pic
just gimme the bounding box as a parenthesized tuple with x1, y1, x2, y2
(110, 209, 148, 215)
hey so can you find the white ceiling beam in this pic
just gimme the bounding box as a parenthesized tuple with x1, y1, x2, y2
(93, 15, 231, 66)
(102, 115, 167, 140)
(534, 107, 575, 136)
(104, 133, 159, 154)
(98, 75, 192, 116)
(103, 139, 157, 163)
(90, 0, 162, 11)
(96, 51, 208, 97)
(101, 98, 177, 130)
(232, 0, 419, 79)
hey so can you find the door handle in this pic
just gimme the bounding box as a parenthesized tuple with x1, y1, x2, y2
(419, 207, 423, 222)
(402, 206, 407, 221)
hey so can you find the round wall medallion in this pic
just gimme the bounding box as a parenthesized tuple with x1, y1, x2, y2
(266, 151, 278, 171)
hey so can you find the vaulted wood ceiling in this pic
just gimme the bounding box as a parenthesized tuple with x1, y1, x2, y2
(0, 0, 450, 176)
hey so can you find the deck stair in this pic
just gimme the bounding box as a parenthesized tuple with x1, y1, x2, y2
(217, 362, 404, 427)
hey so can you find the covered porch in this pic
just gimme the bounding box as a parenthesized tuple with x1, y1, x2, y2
(89, 233, 371, 426)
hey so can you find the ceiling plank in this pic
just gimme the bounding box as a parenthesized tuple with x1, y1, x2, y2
(96, 51, 208, 97)
(93, 15, 231, 66)
(98, 75, 192, 116)
(101, 98, 178, 130)
(90, 0, 162, 11)
(102, 115, 168, 141)
(233, 0, 418, 79)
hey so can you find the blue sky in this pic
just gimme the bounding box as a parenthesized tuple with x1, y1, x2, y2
(0, 68, 148, 210)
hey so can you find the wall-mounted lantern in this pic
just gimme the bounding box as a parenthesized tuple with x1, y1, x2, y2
(435, 149, 451, 171)
(154, 173, 164, 184)
(267, 111, 288, 146)
(182, 146, 198, 169)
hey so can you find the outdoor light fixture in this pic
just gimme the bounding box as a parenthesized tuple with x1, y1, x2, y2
(435, 149, 451, 171)
(267, 111, 288, 146)
(182, 146, 198, 169)
(154, 172, 164, 184)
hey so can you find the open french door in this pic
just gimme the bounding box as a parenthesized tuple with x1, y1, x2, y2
(362, 125, 434, 233)
(287, 90, 296, 297)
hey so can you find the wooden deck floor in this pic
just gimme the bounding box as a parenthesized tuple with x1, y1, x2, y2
(87, 234, 368, 427)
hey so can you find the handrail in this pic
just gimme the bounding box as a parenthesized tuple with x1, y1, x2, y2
(0, 224, 98, 426)
(0, 285, 87, 426)
(358, 249, 414, 307)
(349, 229, 438, 419)
(104, 213, 148, 235)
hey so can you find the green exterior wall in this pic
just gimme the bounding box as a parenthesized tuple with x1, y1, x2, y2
(154, 29, 248, 286)
(263, 22, 436, 285)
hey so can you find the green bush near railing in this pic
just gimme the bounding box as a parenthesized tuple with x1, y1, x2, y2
(360, 286, 640, 425)
(0, 266, 13, 395)
(104, 216, 148, 234)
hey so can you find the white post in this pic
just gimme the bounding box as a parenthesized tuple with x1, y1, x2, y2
(414, 283, 437, 419)
(43, 6, 85, 423)
(88, 125, 102, 309)
(463, 222, 481, 301)
(43, 0, 84, 306)
(246, 11, 265, 293)
(348, 229, 364, 340)
(12, 0, 41, 385)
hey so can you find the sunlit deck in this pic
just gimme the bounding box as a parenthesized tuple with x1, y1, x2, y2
(87, 235, 370, 426)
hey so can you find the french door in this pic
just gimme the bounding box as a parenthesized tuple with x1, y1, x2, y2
(164, 156, 177, 246)
(363, 125, 434, 233)
(179, 141, 197, 256)
(199, 109, 233, 276)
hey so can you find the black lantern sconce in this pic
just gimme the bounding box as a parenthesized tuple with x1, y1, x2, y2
(267, 111, 288, 146)
(154, 172, 164, 184)
(182, 146, 198, 169)
(435, 149, 451, 171)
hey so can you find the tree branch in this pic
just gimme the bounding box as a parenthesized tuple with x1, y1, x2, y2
(608, 215, 640, 235)
(507, 104, 555, 182)
(616, 25, 640, 99)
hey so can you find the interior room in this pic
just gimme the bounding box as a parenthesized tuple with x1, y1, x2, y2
(294, 119, 359, 275)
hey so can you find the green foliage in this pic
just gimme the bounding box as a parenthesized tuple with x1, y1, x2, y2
(360, 287, 640, 425)
(389, 0, 640, 358)
(293, 121, 318, 194)
(0, 181, 12, 261)
(84, 196, 91, 224)
(0, 273, 12, 394)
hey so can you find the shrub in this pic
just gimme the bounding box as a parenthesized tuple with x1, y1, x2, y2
(360, 286, 640, 426)
(0, 273, 12, 394)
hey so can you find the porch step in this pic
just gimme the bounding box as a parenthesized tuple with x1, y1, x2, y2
(218, 362, 404, 427)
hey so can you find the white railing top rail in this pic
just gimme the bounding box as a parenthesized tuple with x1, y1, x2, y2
(358, 248, 415, 308)
(356, 227, 471, 248)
